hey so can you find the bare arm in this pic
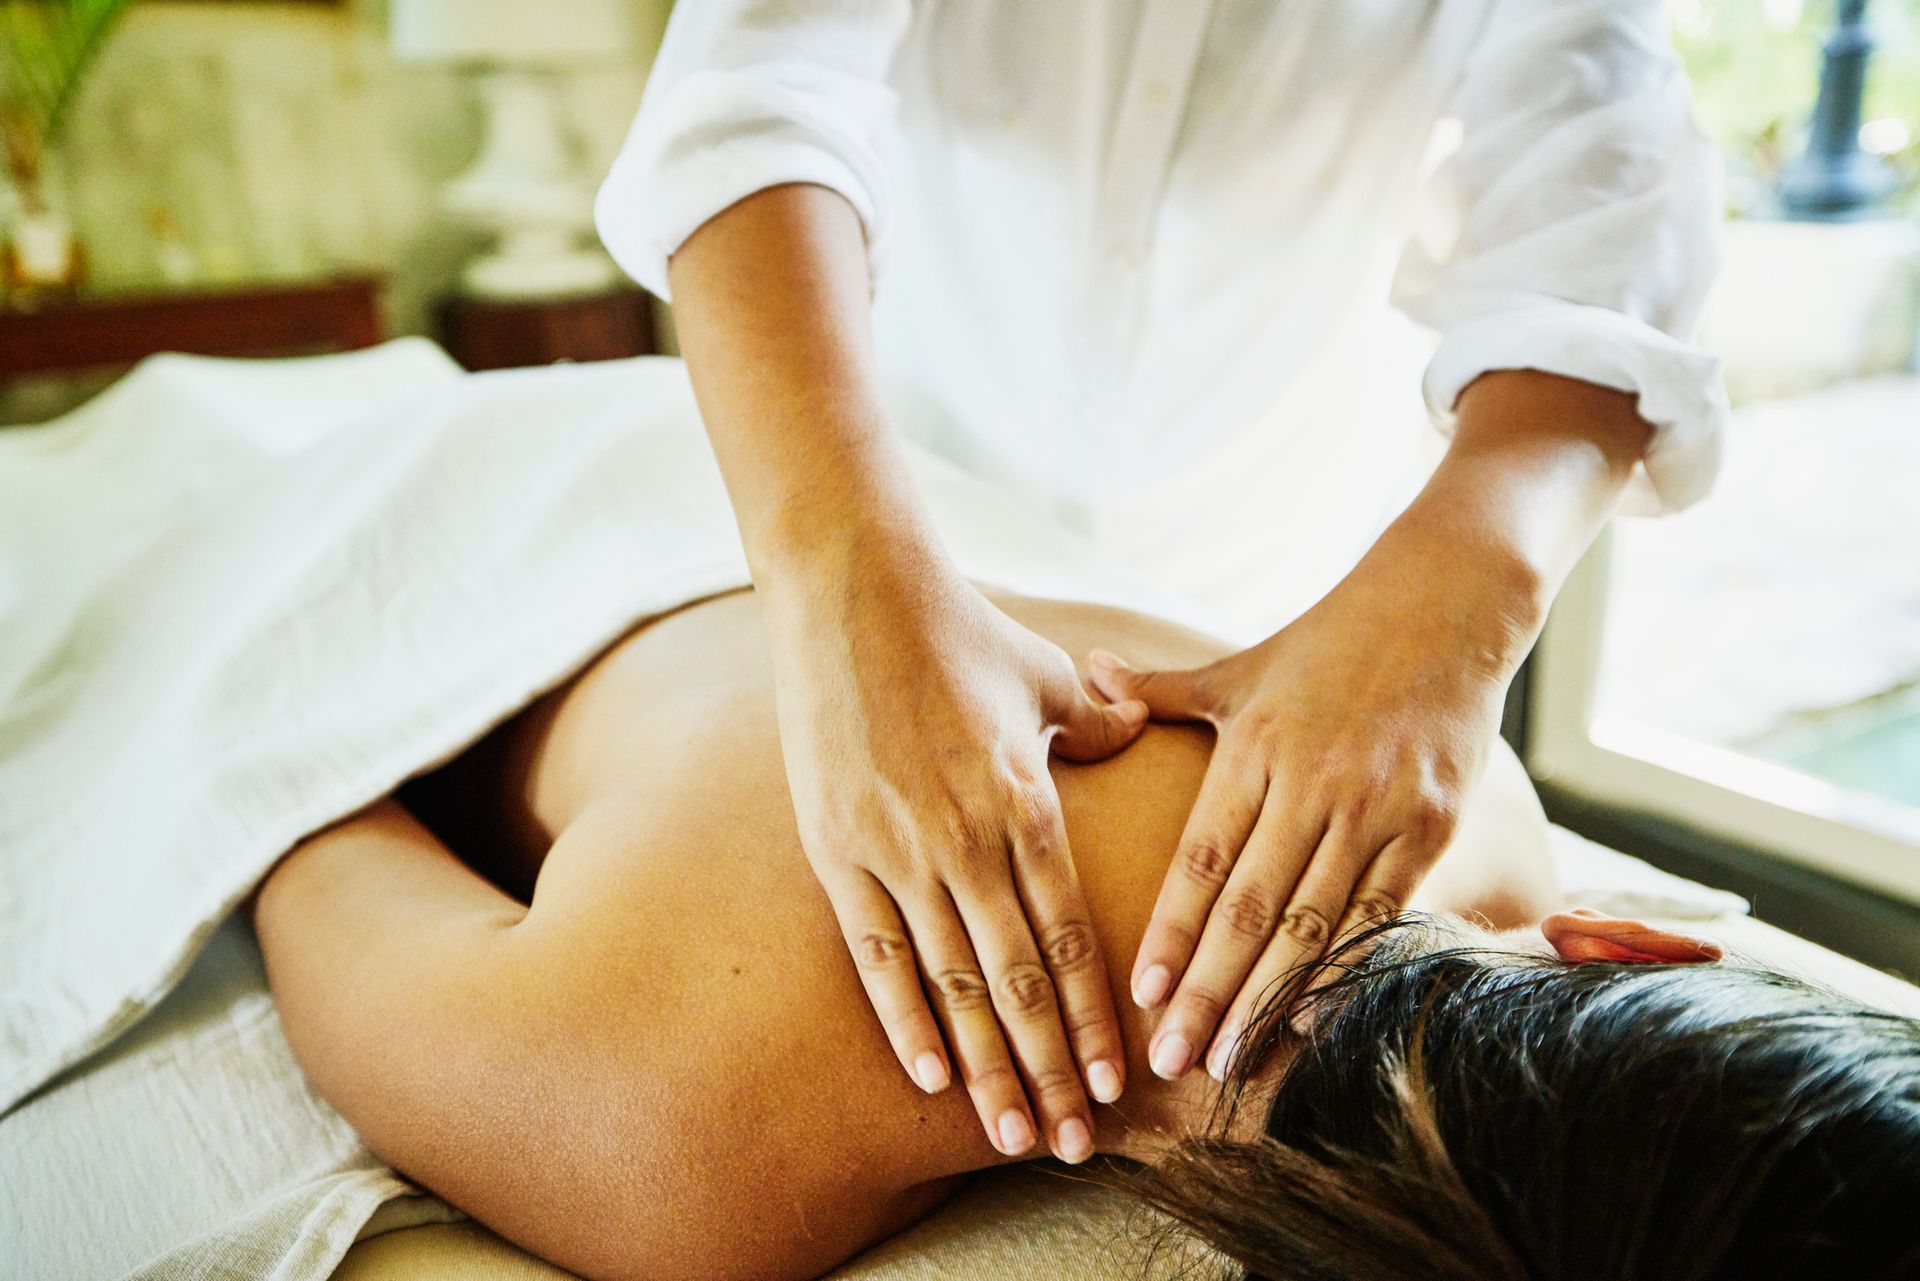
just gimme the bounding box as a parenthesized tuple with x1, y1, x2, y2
(666, 184, 925, 587)
(665, 184, 1148, 1163)
(255, 800, 954, 1281)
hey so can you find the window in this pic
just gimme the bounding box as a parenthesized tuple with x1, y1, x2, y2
(1526, 0, 1920, 907)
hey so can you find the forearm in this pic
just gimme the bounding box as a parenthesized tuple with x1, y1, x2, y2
(667, 182, 944, 592)
(1365, 369, 1653, 674)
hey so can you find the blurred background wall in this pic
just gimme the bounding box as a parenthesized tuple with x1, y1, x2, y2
(47, 0, 665, 336)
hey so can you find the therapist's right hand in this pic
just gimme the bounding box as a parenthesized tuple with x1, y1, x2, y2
(762, 547, 1148, 1164)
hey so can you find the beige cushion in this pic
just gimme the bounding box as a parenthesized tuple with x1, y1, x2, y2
(333, 1164, 1198, 1280)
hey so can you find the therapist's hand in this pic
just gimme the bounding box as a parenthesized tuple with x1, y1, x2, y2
(764, 545, 1147, 1162)
(1087, 370, 1656, 1083)
(1087, 516, 1533, 1083)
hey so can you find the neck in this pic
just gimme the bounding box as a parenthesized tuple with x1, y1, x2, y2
(1094, 1001, 1251, 1161)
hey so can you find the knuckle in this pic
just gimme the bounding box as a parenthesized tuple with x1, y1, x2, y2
(1219, 886, 1280, 940)
(1000, 753, 1042, 792)
(1156, 915, 1203, 957)
(851, 927, 912, 971)
(923, 795, 987, 856)
(945, 847, 1008, 896)
(1040, 920, 1101, 974)
(1297, 750, 1345, 792)
(1009, 792, 1060, 856)
(1176, 984, 1229, 1024)
(995, 962, 1058, 1017)
(1239, 705, 1283, 742)
(961, 1059, 1020, 1094)
(1024, 1065, 1083, 1104)
(1180, 840, 1236, 889)
(1335, 788, 1376, 830)
(1407, 795, 1460, 848)
(953, 803, 1002, 855)
(930, 967, 993, 1013)
(1348, 892, 1404, 927)
(1016, 822, 1058, 863)
(1063, 1003, 1118, 1038)
(890, 868, 944, 904)
(1280, 904, 1333, 950)
(1211, 738, 1259, 775)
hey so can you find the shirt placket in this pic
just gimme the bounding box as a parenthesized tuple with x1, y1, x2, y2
(1075, 0, 1216, 489)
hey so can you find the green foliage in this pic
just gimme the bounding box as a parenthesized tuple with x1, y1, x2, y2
(1674, 0, 1920, 217)
(1, 0, 135, 175)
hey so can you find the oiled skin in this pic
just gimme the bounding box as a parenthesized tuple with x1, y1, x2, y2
(256, 590, 1556, 1281)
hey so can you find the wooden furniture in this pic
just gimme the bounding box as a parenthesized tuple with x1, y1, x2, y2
(0, 277, 384, 379)
(439, 289, 655, 372)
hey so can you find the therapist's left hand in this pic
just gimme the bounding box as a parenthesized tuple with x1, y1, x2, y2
(1086, 527, 1534, 1082)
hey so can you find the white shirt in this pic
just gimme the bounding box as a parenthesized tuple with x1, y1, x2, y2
(597, 0, 1729, 637)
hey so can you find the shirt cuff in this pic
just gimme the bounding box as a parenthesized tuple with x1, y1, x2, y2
(595, 70, 893, 302)
(1422, 302, 1730, 515)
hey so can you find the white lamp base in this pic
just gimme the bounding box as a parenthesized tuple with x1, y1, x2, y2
(444, 68, 619, 301)
(459, 226, 621, 300)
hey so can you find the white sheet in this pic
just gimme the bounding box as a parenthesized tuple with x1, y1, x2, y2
(0, 344, 1743, 1280)
(0, 341, 1211, 1122)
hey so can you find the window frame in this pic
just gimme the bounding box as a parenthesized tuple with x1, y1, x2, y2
(1524, 528, 1920, 909)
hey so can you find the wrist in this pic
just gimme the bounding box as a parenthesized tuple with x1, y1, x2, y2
(744, 474, 938, 579)
(1368, 496, 1548, 680)
(753, 505, 959, 613)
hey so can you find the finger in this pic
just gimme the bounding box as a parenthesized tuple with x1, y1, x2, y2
(1086, 650, 1219, 723)
(949, 871, 1093, 1165)
(1244, 825, 1428, 1060)
(1047, 685, 1149, 763)
(1007, 777, 1126, 1112)
(823, 869, 952, 1095)
(1151, 791, 1325, 1080)
(1130, 753, 1265, 1011)
(1328, 838, 1426, 952)
(905, 887, 1039, 1159)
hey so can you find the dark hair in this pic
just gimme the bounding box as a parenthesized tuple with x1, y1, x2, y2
(1126, 914, 1920, 1281)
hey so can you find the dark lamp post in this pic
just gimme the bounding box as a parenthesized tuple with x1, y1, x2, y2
(1777, 0, 1897, 220)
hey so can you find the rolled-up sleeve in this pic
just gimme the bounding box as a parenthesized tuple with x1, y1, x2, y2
(595, 0, 911, 301)
(1393, 0, 1729, 514)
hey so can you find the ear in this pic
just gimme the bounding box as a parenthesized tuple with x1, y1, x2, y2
(1541, 908, 1724, 965)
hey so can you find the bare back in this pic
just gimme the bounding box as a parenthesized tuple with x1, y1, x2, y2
(265, 590, 1557, 1279)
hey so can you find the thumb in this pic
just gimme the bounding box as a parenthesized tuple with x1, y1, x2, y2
(1086, 650, 1217, 722)
(1049, 684, 1150, 763)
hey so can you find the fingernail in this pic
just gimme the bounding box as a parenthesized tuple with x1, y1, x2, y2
(1133, 964, 1172, 1008)
(913, 1051, 949, 1094)
(1088, 648, 1125, 671)
(1205, 1026, 1239, 1082)
(1087, 1059, 1123, 1103)
(1150, 1031, 1193, 1080)
(1055, 1117, 1093, 1164)
(997, 1109, 1035, 1156)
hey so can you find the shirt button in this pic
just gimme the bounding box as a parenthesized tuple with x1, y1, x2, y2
(1142, 81, 1172, 111)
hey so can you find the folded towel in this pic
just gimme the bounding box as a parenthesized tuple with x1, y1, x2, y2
(1550, 825, 1748, 920)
